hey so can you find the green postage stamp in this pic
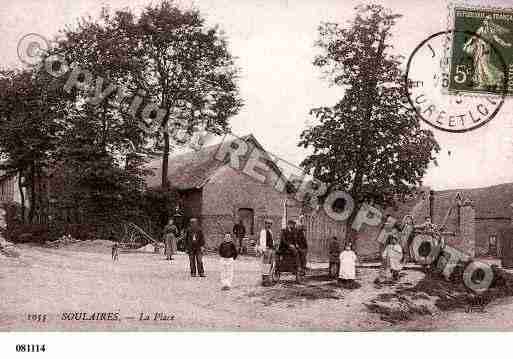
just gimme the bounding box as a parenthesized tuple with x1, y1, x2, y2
(449, 5, 513, 95)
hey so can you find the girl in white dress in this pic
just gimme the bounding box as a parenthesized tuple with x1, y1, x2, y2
(339, 244, 357, 283)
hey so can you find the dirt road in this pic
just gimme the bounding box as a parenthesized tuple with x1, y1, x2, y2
(2, 244, 513, 331)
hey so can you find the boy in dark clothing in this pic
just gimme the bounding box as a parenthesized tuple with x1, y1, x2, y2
(328, 236, 341, 279)
(219, 232, 238, 290)
(184, 218, 206, 277)
(296, 225, 308, 275)
(232, 220, 246, 254)
(112, 243, 119, 261)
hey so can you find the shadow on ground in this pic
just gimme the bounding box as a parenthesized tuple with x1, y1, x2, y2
(245, 268, 367, 306)
(365, 266, 513, 324)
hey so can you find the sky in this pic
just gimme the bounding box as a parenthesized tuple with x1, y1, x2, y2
(1, 0, 513, 190)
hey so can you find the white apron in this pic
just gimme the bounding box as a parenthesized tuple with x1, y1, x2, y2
(339, 250, 357, 280)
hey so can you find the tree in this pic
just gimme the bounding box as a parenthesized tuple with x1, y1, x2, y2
(112, 1, 242, 187)
(0, 69, 68, 224)
(37, 11, 158, 231)
(298, 4, 440, 241)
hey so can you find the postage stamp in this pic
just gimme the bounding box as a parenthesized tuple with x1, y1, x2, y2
(405, 30, 504, 132)
(448, 5, 513, 95)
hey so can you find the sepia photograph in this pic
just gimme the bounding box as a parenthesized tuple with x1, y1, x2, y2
(2, 0, 513, 354)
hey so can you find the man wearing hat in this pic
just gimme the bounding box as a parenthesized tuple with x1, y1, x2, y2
(296, 222, 308, 275)
(258, 219, 275, 284)
(279, 220, 301, 273)
(184, 218, 206, 277)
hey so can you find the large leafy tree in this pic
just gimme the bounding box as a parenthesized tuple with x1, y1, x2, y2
(112, 1, 242, 187)
(299, 4, 440, 240)
(46, 13, 153, 228)
(0, 69, 69, 223)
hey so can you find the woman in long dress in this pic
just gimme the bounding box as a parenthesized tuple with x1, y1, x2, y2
(399, 215, 415, 263)
(463, 16, 511, 90)
(382, 236, 403, 281)
(163, 218, 179, 261)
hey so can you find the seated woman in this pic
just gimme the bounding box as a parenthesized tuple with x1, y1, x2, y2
(278, 220, 301, 270)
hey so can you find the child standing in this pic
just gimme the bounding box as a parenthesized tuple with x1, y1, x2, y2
(339, 243, 357, 285)
(218, 232, 238, 290)
(112, 243, 119, 261)
(328, 236, 341, 279)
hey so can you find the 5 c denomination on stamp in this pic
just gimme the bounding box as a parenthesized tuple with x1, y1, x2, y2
(449, 6, 513, 95)
(406, 30, 505, 132)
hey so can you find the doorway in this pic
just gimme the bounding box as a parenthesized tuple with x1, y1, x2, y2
(489, 235, 497, 257)
(237, 208, 254, 235)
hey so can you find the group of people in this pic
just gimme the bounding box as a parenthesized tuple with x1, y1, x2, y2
(161, 217, 207, 277)
(257, 219, 308, 284)
(164, 217, 244, 286)
(326, 215, 442, 284)
(129, 213, 440, 290)
(377, 215, 442, 282)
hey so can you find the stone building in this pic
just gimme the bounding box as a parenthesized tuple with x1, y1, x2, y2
(355, 183, 513, 259)
(145, 135, 301, 248)
(145, 133, 513, 259)
(425, 183, 513, 257)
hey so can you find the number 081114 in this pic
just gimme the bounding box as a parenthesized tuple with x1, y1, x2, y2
(15, 344, 46, 352)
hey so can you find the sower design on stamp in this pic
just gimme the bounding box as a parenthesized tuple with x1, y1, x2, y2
(406, 30, 505, 132)
(450, 6, 513, 95)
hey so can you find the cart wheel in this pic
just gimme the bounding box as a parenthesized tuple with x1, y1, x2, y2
(272, 271, 280, 283)
(272, 267, 280, 283)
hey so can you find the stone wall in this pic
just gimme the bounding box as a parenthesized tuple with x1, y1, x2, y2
(451, 201, 475, 257)
(201, 214, 233, 248)
(181, 189, 202, 220)
(355, 225, 382, 260)
(201, 165, 300, 248)
(475, 218, 510, 256)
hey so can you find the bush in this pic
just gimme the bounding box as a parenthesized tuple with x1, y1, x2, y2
(8, 224, 50, 243)
(49, 223, 97, 241)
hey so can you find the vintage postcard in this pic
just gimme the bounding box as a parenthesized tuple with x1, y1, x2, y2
(3, 0, 513, 354)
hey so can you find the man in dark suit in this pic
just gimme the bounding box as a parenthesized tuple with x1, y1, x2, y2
(184, 218, 206, 277)
(296, 224, 308, 275)
(279, 220, 301, 272)
(232, 219, 246, 254)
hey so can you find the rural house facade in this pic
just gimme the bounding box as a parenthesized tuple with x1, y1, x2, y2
(355, 183, 513, 260)
(145, 134, 513, 261)
(145, 135, 302, 248)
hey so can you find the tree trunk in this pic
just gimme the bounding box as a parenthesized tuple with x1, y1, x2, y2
(161, 92, 170, 189)
(28, 164, 36, 224)
(18, 171, 25, 224)
(344, 31, 388, 248)
(161, 130, 170, 189)
(345, 170, 364, 247)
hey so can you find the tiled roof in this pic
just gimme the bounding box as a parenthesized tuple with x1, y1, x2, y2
(145, 142, 225, 190)
(435, 182, 513, 219)
(144, 134, 278, 191)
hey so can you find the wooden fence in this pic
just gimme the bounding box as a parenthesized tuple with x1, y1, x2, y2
(304, 210, 346, 262)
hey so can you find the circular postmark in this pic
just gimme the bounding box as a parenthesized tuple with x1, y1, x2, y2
(405, 30, 507, 133)
(17, 33, 50, 66)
